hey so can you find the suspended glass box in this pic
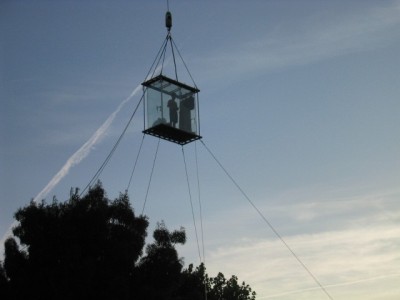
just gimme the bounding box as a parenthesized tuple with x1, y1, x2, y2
(142, 75, 201, 145)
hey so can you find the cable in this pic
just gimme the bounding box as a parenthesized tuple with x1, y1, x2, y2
(126, 134, 146, 193)
(160, 35, 169, 76)
(195, 141, 206, 263)
(144, 35, 169, 81)
(80, 94, 144, 197)
(171, 37, 198, 89)
(195, 141, 208, 300)
(182, 146, 203, 264)
(169, 36, 179, 81)
(200, 140, 334, 300)
(80, 12, 169, 197)
(141, 138, 161, 215)
(145, 20, 197, 88)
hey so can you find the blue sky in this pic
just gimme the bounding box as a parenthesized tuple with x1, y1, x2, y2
(1, 1, 400, 299)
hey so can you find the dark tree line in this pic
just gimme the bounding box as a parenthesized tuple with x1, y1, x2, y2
(0, 183, 256, 300)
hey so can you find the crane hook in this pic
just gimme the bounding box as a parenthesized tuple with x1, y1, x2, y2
(166, 11, 172, 31)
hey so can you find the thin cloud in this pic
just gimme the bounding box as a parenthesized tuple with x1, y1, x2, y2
(195, 2, 400, 81)
(193, 187, 400, 299)
(205, 223, 400, 299)
(258, 273, 400, 299)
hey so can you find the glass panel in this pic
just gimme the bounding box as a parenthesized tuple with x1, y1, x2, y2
(178, 92, 196, 133)
(146, 88, 167, 128)
(144, 77, 199, 136)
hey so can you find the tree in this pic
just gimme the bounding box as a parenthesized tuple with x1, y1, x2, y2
(1, 183, 256, 299)
(0, 258, 10, 299)
(178, 263, 208, 300)
(2, 237, 30, 299)
(179, 263, 256, 300)
(207, 272, 256, 300)
(3, 183, 148, 300)
(135, 221, 186, 299)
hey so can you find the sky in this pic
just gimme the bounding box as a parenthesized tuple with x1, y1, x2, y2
(1, 1, 400, 299)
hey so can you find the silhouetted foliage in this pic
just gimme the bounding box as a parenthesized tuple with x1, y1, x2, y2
(207, 272, 256, 300)
(1, 183, 256, 299)
(0, 259, 10, 299)
(135, 222, 186, 299)
(178, 263, 208, 300)
(3, 183, 148, 300)
(178, 263, 256, 300)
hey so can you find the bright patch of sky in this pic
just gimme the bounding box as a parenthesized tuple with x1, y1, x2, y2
(1, 1, 400, 299)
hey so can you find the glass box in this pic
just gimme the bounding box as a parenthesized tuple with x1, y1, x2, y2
(142, 75, 201, 145)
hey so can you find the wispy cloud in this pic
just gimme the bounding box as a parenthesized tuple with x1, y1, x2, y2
(194, 187, 400, 300)
(195, 2, 400, 81)
(205, 223, 400, 299)
(258, 273, 400, 299)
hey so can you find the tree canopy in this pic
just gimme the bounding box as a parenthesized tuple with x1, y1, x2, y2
(0, 183, 256, 300)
